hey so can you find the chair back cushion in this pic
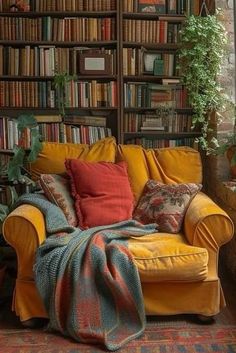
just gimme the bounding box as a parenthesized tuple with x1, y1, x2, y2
(116, 145, 202, 203)
(30, 137, 116, 179)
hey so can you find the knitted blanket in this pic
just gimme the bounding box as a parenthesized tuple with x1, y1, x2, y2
(15, 194, 157, 351)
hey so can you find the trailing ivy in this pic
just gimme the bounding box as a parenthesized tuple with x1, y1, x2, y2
(178, 13, 228, 152)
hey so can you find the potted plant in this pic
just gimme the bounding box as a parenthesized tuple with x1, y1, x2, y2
(178, 11, 230, 154)
(0, 114, 42, 225)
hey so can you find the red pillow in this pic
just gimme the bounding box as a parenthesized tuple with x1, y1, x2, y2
(65, 159, 134, 229)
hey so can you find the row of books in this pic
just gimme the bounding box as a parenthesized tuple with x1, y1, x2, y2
(38, 123, 112, 145)
(0, 116, 111, 149)
(123, 48, 179, 76)
(123, 20, 181, 44)
(125, 136, 198, 149)
(123, 0, 200, 15)
(0, 17, 116, 42)
(0, 46, 116, 77)
(0, 0, 116, 12)
(123, 112, 194, 133)
(124, 83, 189, 109)
(0, 80, 117, 108)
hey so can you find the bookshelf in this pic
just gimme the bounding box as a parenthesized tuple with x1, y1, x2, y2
(0, 0, 120, 146)
(120, 0, 202, 148)
(0, 0, 203, 150)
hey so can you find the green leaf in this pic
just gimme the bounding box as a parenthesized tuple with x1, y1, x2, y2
(177, 13, 232, 154)
(7, 146, 25, 181)
(27, 128, 42, 163)
(17, 114, 38, 132)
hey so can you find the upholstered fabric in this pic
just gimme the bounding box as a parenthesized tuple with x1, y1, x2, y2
(128, 233, 208, 282)
(2, 144, 234, 323)
(4, 197, 233, 321)
(116, 144, 150, 203)
(30, 137, 116, 179)
(39, 174, 77, 227)
(145, 146, 203, 184)
(116, 145, 202, 203)
(133, 180, 201, 233)
(65, 160, 134, 229)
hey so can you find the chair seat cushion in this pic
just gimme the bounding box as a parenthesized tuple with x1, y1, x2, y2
(128, 233, 208, 283)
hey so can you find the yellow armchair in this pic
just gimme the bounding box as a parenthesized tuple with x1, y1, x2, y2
(2, 139, 234, 324)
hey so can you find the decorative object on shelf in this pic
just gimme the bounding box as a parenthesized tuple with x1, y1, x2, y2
(143, 51, 164, 75)
(178, 8, 229, 153)
(138, 0, 166, 13)
(10, 0, 29, 12)
(79, 53, 112, 75)
(143, 52, 162, 74)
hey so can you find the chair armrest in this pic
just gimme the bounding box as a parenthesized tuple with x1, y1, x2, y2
(3, 205, 46, 280)
(184, 192, 234, 249)
(184, 192, 234, 278)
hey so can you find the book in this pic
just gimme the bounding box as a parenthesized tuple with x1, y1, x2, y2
(64, 115, 106, 127)
(34, 115, 62, 123)
(138, 0, 166, 13)
(153, 57, 164, 75)
(167, 0, 177, 14)
(162, 78, 181, 85)
(140, 126, 165, 130)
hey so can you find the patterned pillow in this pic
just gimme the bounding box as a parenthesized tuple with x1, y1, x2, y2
(39, 174, 77, 227)
(133, 180, 202, 233)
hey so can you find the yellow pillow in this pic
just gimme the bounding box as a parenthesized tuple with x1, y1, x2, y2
(116, 144, 149, 203)
(151, 147, 202, 184)
(30, 137, 117, 180)
(117, 145, 202, 203)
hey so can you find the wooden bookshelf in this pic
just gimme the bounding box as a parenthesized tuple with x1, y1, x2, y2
(0, 0, 203, 150)
(0, 0, 120, 146)
(119, 0, 202, 148)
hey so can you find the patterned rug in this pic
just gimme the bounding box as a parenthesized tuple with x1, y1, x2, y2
(1, 322, 236, 353)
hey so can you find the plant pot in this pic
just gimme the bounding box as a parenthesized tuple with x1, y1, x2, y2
(226, 145, 236, 179)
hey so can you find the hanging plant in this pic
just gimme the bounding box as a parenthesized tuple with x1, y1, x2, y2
(53, 72, 78, 117)
(178, 12, 229, 152)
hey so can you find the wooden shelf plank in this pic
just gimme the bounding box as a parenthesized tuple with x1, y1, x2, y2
(0, 11, 117, 18)
(0, 40, 118, 47)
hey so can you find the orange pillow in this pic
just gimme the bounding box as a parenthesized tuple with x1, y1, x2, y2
(65, 160, 134, 229)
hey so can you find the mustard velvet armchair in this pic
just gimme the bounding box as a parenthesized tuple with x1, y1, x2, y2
(2, 138, 234, 325)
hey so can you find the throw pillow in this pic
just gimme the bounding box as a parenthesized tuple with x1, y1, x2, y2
(65, 159, 134, 229)
(39, 174, 77, 227)
(133, 180, 202, 233)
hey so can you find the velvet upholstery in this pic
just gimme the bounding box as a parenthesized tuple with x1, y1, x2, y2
(3, 139, 234, 322)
